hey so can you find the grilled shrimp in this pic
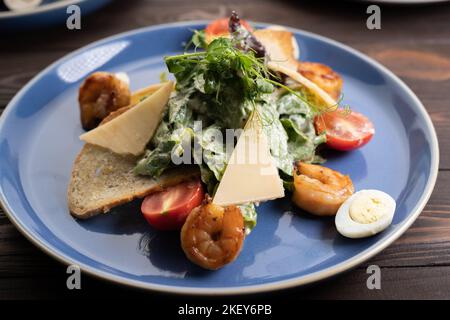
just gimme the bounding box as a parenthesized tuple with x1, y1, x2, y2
(297, 62, 343, 101)
(181, 201, 245, 270)
(292, 162, 354, 216)
(78, 72, 131, 130)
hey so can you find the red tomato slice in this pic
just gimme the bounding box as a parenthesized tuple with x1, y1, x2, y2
(141, 179, 204, 230)
(315, 110, 375, 151)
(205, 17, 253, 38)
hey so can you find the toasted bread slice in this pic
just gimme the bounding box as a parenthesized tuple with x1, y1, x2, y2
(253, 29, 298, 71)
(68, 84, 199, 219)
(68, 144, 199, 219)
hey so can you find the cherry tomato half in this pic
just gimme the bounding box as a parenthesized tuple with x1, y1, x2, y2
(141, 179, 204, 230)
(315, 110, 375, 151)
(205, 17, 253, 38)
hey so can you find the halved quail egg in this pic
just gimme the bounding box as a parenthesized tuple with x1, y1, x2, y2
(335, 189, 396, 239)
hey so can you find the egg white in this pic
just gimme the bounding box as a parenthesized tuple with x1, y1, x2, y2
(335, 189, 396, 239)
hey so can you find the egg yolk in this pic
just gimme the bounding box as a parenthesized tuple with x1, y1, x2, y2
(349, 194, 388, 224)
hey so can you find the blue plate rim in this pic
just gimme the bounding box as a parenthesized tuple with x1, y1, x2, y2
(0, 20, 440, 295)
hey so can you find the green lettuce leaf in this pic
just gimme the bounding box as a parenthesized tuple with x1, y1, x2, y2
(238, 203, 257, 234)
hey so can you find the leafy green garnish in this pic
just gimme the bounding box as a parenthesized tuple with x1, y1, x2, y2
(166, 38, 273, 112)
(277, 92, 326, 164)
(134, 140, 177, 176)
(136, 36, 326, 179)
(134, 35, 327, 235)
(136, 37, 273, 179)
(238, 203, 257, 234)
(257, 102, 293, 175)
(186, 29, 207, 50)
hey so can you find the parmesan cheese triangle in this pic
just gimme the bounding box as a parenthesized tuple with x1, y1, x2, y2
(254, 29, 298, 71)
(80, 81, 173, 156)
(213, 112, 285, 206)
(254, 29, 337, 109)
(129, 83, 167, 106)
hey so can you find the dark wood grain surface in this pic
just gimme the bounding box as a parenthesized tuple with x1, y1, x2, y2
(1, 0, 449, 300)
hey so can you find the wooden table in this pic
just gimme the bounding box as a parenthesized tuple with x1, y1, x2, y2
(1, 0, 449, 300)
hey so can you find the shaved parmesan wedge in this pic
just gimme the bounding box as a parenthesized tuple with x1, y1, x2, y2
(129, 83, 169, 106)
(268, 62, 337, 108)
(256, 28, 336, 108)
(265, 26, 300, 59)
(80, 81, 173, 156)
(213, 113, 285, 206)
(254, 29, 298, 71)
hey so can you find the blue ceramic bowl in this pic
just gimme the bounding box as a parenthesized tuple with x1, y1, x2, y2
(0, 0, 112, 30)
(0, 22, 439, 294)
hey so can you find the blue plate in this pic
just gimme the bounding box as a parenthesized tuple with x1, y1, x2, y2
(0, 22, 439, 294)
(0, 0, 112, 30)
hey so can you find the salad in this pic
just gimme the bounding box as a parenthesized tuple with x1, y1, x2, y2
(69, 12, 396, 270)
